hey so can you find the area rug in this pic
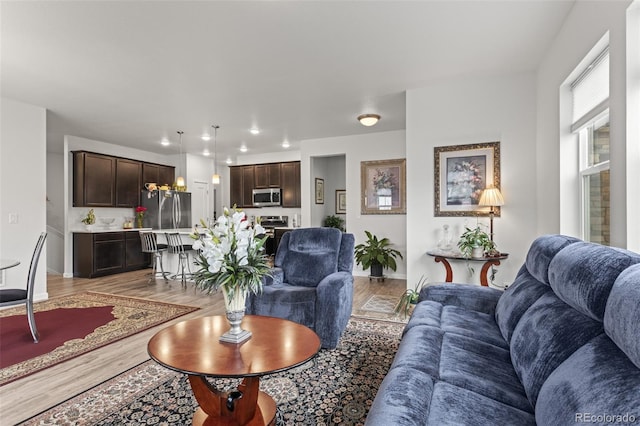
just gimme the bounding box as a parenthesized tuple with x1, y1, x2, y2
(360, 294, 399, 314)
(0, 292, 199, 386)
(21, 317, 404, 425)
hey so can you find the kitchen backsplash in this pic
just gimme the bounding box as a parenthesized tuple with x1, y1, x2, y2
(70, 207, 139, 230)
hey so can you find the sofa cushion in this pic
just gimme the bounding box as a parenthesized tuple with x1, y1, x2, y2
(549, 242, 640, 321)
(495, 268, 552, 343)
(427, 382, 536, 426)
(604, 264, 640, 369)
(536, 334, 640, 425)
(366, 367, 434, 425)
(390, 325, 444, 378)
(510, 292, 604, 406)
(439, 333, 531, 412)
(246, 285, 316, 328)
(524, 234, 580, 284)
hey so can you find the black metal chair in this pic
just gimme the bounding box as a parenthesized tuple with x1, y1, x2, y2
(0, 232, 47, 343)
(164, 232, 194, 288)
(139, 231, 168, 282)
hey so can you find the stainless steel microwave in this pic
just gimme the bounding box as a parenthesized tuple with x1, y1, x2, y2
(252, 188, 281, 207)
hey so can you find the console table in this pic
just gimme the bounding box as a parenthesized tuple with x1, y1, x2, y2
(426, 251, 509, 287)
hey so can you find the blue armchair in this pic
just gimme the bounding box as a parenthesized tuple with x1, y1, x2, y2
(246, 227, 355, 349)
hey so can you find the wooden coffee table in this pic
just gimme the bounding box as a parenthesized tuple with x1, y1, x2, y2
(148, 315, 321, 426)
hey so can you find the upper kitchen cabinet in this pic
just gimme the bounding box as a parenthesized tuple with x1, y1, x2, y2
(281, 161, 301, 207)
(254, 163, 281, 188)
(142, 162, 175, 187)
(230, 165, 256, 208)
(73, 152, 116, 207)
(116, 158, 142, 207)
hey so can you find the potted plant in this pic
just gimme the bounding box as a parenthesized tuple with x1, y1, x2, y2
(394, 276, 428, 318)
(354, 230, 403, 277)
(81, 209, 96, 230)
(323, 215, 345, 232)
(457, 226, 496, 258)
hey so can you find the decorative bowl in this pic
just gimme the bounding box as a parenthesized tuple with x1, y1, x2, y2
(99, 217, 116, 226)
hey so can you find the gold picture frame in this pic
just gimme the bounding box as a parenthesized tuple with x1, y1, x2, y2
(336, 190, 346, 214)
(434, 141, 500, 217)
(360, 159, 406, 215)
(315, 178, 324, 204)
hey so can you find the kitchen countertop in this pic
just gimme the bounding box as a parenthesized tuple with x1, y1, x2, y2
(73, 227, 153, 233)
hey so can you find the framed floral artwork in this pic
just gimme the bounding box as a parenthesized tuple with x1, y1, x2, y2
(315, 178, 324, 204)
(361, 159, 406, 215)
(434, 141, 500, 217)
(335, 190, 346, 214)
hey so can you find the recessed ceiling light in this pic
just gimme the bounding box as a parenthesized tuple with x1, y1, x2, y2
(226, 158, 233, 164)
(201, 134, 211, 141)
(357, 113, 381, 126)
(203, 150, 210, 156)
(282, 140, 290, 148)
(160, 138, 170, 146)
(240, 145, 248, 153)
(249, 128, 260, 135)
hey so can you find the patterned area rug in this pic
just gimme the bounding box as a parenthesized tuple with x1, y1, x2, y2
(360, 295, 399, 313)
(21, 317, 405, 425)
(0, 292, 199, 386)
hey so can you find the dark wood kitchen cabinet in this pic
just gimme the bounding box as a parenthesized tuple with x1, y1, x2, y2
(116, 158, 142, 207)
(73, 152, 116, 207)
(281, 161, 301, 207)
(229, 165, 256, 208)
(142, 163, 175, 187)
(73, 231, 149, 278)
(254, 163, 281, 188)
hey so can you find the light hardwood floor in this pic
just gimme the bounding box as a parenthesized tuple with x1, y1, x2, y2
(0, 270, 405, 425)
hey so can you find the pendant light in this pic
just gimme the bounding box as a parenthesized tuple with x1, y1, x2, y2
(211, 125, 221, 185)
(176, 130, 185, 188)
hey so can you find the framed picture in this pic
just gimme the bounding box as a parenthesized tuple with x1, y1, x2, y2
(361, 159, 406, 215)
(434, 141, 500, 217)
(315, 178, 324, 204)
(335, 190, 346, 214)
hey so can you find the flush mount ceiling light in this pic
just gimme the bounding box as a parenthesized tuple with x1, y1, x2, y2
(249, 127, 260, 135)
(226, 158, 233, 165)
(160, 138, 170, 146)
(357, 113, 381, 127)
(240, 144, 248, 153)
(211, 125, 221, 185)
(282, 140, 290, 148)
(202, 149, 210, 156)
(201, 133, 211, 141)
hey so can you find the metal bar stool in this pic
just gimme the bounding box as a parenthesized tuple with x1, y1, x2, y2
(165, 232, 194, 288)
(139, 231, 169, 282)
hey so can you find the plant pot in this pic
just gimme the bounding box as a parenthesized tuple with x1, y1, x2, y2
(471, 247, 484, 259)
(370, 263, 384, 277)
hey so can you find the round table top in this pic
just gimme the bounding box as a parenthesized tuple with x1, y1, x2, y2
(0, 259, 20, 271)
(148, 315, 321, 378)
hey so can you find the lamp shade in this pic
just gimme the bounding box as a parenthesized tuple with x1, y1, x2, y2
(212, 173, 220, 184)
(479, 186, 504, 207)
(357, 114, 380, 126)
(176, 176, 185, 187)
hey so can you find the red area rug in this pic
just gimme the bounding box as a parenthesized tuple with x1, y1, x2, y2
(0, 292, 199, 386)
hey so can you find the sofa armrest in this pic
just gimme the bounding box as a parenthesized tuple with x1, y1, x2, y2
(263, 267, 284, 286)
(315, 271, 354, 347)
(419, 283, 502, 315)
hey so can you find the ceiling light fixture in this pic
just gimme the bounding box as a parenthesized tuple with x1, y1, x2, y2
(203, 149, 210, 156)
(176, 131, 185, 188)
(211, 125, 220, 185)
(357, 113, 381, 127)
(201, 133, 211, 141)
(161, 138, 170, 146)
(282, 140, 290, 148)
(226, 158, 233, 165)
(249, 127, 260, 135)
(240, 144, 248, 153)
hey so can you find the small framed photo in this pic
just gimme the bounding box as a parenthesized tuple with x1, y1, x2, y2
(315, 178, 324, 204)
(434, 141, 501, 217)
(335, 190, 346, 214)
(360, 158, 406, 215)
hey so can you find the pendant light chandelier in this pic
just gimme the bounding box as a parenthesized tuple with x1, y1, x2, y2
(211, 125, 220, 185)
(176, 130, 185, 188)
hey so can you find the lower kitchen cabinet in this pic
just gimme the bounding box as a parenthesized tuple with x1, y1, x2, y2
(73, 231, 149, 278)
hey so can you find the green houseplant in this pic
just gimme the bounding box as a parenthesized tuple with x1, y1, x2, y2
(323, 215, 345, 232)
(354, 230, 403, 277)
(394, 276, 428, 318)
(457, 226, 496, 258)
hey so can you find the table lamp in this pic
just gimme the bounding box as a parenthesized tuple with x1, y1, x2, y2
(479, 186, 504, 241)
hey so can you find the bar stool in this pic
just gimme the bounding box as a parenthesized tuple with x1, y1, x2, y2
(165, 232, 194, 288)
(139, 231, 168, 282)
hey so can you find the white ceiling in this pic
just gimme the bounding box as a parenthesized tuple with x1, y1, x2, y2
(1, 1, 574, 162)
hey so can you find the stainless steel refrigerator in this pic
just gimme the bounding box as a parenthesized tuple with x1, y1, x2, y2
(141, 190, 192, 229)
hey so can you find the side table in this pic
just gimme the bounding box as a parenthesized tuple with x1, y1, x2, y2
(426, 251, 509, 287)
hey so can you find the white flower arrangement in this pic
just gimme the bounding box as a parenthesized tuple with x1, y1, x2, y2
(191, 207, 270, 308)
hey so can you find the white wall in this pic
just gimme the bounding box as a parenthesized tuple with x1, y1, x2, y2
(627, 1, 640, 252)
(536, 0, 634, 248)
(0, 98, 48, 300)
(406, 73, 538, 288)
(301, 130, 407, 279)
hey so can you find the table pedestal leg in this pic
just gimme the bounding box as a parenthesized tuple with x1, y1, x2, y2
(480, 260, 501, 287)
(189, 375, 276, 426)
(434, 256, 453, 282)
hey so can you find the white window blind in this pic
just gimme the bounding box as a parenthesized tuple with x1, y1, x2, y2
(571, 50, 609, 131)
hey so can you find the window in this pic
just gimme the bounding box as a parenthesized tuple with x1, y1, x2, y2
(572, 49, 610, 245)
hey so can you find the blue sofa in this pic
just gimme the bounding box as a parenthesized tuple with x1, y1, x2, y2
(366, 235, 640, 425)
